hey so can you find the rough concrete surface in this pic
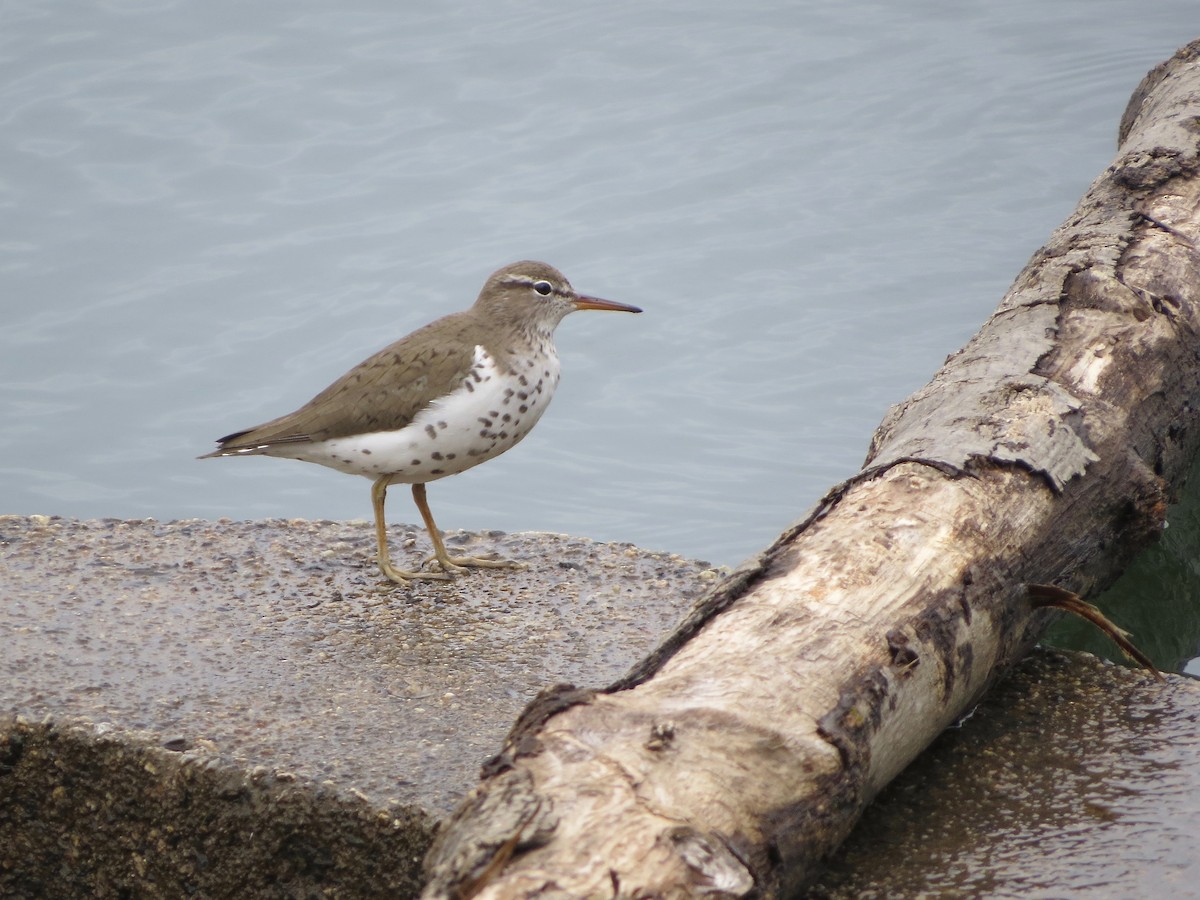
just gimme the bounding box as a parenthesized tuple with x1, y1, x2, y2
(0, 515, 720, 898)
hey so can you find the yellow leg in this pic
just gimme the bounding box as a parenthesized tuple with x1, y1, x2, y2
(371, 477, 449, 584)
(411, 483, 521, 574)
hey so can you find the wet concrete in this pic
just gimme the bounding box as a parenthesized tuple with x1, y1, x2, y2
(0, 515, 720, 897)
(4, 516, 1200, 898)
(810, 649, 1200, 898)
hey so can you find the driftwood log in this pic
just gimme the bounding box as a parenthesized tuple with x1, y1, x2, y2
(423, 39, 1200, 899)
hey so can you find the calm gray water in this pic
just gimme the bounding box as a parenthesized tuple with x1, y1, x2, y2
(3, 1, 1197, 578)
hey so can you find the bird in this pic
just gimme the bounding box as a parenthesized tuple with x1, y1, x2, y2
(200, 260, 642, 585)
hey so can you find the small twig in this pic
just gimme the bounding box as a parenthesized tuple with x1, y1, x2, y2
(460, 799, 544, 900)
(1134, 207, 1200, 250)
(1028, 583, 1165, 683)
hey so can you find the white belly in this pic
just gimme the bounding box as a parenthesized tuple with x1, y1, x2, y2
(271, 345, 560, 482)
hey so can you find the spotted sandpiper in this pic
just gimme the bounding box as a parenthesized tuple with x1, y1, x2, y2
(201, 260, 641, 584)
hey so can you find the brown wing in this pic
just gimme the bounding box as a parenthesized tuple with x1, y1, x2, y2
(205, 312, 479, 454)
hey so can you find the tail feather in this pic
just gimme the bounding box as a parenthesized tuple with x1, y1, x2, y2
(198, 428, 314, 459)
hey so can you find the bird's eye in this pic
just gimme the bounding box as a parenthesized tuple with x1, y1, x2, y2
(532, 280, 553, 296)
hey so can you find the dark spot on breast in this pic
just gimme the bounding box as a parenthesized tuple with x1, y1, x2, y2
(504, 388, 514, 398)
(471, 370, 483, 383)
(446, 453, 456, 460)
(502, 413, 511, 422)
(518, 375, 529, 386)
(438, 420, 448, 429)
(489, 410, 500, 418)
(361, 449, 372, 455)
(468, 448, 484, 457)
(519, 405, 528, 413)
(478, 417, 493, 427)
(479, 429, 490, 438)
(431, 468, 444, 475)
(425, 424, 437, 439)
(432, 451, 443, 460)
(517, 391, 528, 400)
(465, 380, 475, 392)
(499, 431, 508, 439)
(411, 459, 422, 466)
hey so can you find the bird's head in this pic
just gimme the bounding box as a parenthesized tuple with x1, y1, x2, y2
(475, 260, 642, 335)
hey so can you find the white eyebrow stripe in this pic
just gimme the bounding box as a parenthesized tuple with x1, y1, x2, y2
(501, 274, 572, 297)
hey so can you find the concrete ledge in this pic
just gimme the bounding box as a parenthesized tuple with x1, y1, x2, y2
(0, 515, 720, 897)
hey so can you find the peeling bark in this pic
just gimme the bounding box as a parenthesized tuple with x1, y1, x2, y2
(423, 39, 1200, 899)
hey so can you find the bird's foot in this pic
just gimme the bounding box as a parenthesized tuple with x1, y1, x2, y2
(379, 558, 452, 585)
(425, 553, 525, 575)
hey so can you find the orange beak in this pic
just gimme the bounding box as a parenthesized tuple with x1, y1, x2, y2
(573, 294, 642, 314)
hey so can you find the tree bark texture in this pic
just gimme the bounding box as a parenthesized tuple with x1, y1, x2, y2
(423, 39, 1200, 899)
